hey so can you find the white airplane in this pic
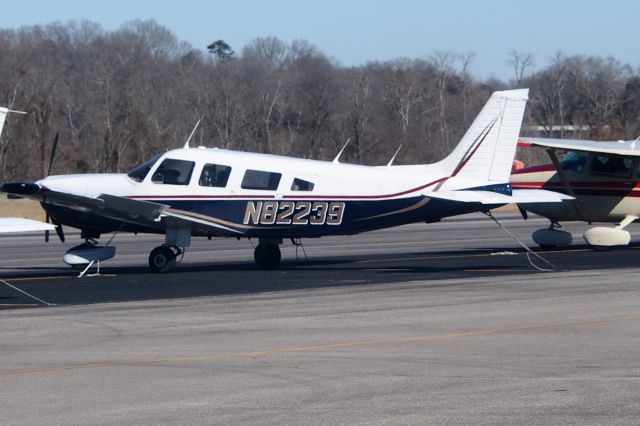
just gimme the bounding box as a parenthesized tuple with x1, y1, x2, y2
(0, 106, 56, 234)
(0, 89, 569, 272)
(512, 136, 640, 248)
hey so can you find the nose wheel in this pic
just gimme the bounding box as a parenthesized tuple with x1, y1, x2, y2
(254, 242, 281, 269)
(149, 245, 180, 273)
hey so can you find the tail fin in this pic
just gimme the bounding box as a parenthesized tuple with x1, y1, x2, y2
(437, 89, 529, 183)
(0, 107, 8, 137)
(0, 107, 26, 138)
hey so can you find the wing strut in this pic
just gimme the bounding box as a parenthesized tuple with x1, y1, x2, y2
(546, 148, 589, 222)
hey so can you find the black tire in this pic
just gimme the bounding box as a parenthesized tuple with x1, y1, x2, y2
(149, 246, 176, 273)
(254, 243, 281, 269)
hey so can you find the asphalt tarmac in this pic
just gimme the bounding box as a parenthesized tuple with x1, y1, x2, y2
(0, 213, 639, 424)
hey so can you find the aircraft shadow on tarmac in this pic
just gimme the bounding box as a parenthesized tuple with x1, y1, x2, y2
(0, 245, 544, 278)
(0, 243, 638, 281)
(0, 243, 638, 310)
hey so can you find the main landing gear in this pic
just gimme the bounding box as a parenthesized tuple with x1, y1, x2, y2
(254, 238, 282, 269)
(149, 245, 182, 273)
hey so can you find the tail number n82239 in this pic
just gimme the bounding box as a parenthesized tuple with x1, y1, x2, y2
(243, 201, 345, 225)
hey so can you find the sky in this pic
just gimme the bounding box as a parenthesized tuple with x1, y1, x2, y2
(2, 0, 639, 80)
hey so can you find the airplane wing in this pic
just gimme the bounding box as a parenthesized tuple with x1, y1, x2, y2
(426, 189, 573, 205)
(1, 183, 244, 237)
(0, 217, 56, 234)
(518, 137, 640, 157)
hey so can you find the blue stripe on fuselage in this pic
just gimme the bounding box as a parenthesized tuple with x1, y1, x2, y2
(43, 196, 495, 238)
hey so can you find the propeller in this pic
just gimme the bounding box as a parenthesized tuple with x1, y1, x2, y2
(517, 204, 529, 220)
(46, 132, 59, 177)
(44, 132, 65, 243)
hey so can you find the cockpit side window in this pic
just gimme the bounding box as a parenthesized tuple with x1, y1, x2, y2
(127, 154, 162, 182)
(241, 169, 282, 190)
(199, 163, 232, 187)
(151, 158, 195, 185)
(291, 178, 315, 191)
(561, 151, 588, 173)
(590, 154, 633, 178)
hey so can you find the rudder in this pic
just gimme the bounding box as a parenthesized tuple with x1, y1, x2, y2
(437, 89, 529, 183)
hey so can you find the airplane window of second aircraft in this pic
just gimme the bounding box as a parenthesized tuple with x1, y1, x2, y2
(591, 155, 633, 178)
(561, 152, 587, 173)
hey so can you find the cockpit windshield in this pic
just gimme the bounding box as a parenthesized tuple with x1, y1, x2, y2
(127, 154, 162, 182)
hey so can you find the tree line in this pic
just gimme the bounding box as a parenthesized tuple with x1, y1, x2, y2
(1, 19, 639, 181)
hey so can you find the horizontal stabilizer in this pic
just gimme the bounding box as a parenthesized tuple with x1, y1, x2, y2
(0, 217, 55, 234)
(426, 189, 573, 205)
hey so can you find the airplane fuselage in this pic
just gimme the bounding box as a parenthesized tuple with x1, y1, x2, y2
(39, 148, 494, 239)
(4, 89, 550, 271)
(511, 153, 640, 223)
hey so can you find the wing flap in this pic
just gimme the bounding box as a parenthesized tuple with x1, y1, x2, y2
(426, 189, 572, 205)
(162, 209, 244, 235)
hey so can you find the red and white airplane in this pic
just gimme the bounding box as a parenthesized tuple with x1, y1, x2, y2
(512, 136, 640, 248)
(1, 90, 569, 272)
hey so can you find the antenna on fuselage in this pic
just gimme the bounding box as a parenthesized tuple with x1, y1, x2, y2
(386, 144, 403, 167)
(332, 138, 351, 164)
(183, 119, 201, 149)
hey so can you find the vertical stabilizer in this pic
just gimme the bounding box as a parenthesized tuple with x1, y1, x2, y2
(0, 107, 26, 139)
(0, 107, 8, 137)
(437, 89, 529, 183)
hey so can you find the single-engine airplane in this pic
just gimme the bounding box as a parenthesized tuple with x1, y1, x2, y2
(1, 89, 570, 272)
(0, 106, 56, 234)
(512, 136, 640, 248)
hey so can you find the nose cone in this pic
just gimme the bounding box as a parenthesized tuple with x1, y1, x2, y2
(38, 173, 133, 197)
(0, 182, 41, 195)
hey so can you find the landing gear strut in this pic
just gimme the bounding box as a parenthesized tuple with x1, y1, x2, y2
(254, 239, 281, 269)
(149, 245, 181, 273)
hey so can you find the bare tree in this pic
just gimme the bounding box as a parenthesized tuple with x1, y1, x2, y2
(507, 50, 534, 87)
(457, 51, 476, 128)
(1, 20, 640, 182)
(432, 51, 455, 148)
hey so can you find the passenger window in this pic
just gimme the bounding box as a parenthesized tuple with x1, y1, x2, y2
(151, 159, 195, 185)
(199, 163, 232, 187)
(241, 169, 282, 190)
(590, 155, 633, 178)
(291, 178, 315, 191)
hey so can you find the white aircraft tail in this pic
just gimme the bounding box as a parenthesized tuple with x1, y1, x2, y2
(436, 88, 529, 183)
(0, 106, 26, 138)
(0, 107, 8, 136)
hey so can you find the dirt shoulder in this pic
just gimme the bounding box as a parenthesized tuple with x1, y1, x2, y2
(0, 197, 47, 221)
